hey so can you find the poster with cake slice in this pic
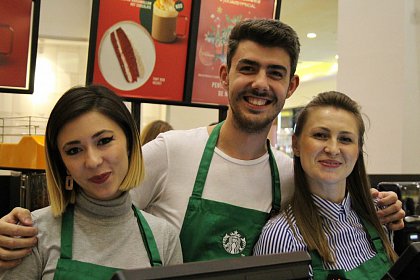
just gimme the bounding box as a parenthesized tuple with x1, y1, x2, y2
(88, 0, 192, 101)
(189, 0, 279, 105)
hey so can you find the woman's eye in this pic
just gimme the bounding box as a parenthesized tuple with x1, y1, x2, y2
(313, 133, 327, 139)
(98, 136, 114, 146)
(339, 137, 353, 144)
(65, 147, 81, 156)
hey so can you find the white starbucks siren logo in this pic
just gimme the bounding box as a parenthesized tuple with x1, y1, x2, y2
(222, 230, 246, 254)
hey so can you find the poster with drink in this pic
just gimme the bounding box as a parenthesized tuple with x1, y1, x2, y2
(0, 0, 40, 94)
(87, 0, 192, 101)
(189, 0, 278, 105)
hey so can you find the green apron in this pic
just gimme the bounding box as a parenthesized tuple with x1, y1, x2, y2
(311, 217, 392, 280)
(179, 121, 281, 262)
(53, 204, 162, 280)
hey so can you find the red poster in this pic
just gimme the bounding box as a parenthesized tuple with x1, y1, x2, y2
(89, 0, 192, 101)
(191, 0, 277, 105)
(0, 0, 36, 93)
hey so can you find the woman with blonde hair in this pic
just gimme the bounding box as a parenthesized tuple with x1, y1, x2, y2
(1, 85, 182, 280)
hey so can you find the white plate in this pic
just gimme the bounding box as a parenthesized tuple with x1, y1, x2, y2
(99, 21, 156, 91)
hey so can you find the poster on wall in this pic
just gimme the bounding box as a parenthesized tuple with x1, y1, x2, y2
(87, 0, 192, 101)
(188, 0, 279, 105)
(0, 0, 40, 94)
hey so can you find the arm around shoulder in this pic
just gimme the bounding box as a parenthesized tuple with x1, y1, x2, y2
(0, 208, 38, 268)
(0, 243, 42, 279)
(371, 189, 405, 230)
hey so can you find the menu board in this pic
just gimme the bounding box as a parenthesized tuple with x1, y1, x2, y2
(87, 0, 192, 101)
(190, 0, 278, 105)
(0, 0, 40, 94)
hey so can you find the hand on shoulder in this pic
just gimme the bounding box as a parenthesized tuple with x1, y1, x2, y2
(0, 207, 38, 269)
(372, 189, 405, 230)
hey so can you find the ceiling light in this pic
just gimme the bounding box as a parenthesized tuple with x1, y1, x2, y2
(306, 33, 317, 39)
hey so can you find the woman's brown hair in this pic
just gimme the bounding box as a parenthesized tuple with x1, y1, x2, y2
(290, 91, 397, 263)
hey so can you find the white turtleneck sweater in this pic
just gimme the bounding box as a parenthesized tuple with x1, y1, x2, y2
(0, 191, 183, 280)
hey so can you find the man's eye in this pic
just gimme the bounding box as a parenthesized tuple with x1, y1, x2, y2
(65, 147, 81, 156)
(98, 136, 114, 146)
(268, 70, 284, 80)
(239, 65, 255, 73)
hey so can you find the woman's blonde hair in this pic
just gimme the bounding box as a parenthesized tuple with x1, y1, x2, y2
(45, 85, 143, 216)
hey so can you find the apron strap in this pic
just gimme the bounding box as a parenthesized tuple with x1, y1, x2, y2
(359, 216, 385, 254)
(191, 121, 222, 197)
(192, 121, 281, 212)
(60, 203, 162, 267)
(60, 204, 75, 259)
(310, 249, 326, 271)
(310, 215, 387, 273)
(267, 139, 281, 215)
(133, 205, 163, 267)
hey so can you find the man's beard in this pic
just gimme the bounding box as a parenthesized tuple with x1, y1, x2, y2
(232, 111, 274, 134)
(229, 89, 280, 134)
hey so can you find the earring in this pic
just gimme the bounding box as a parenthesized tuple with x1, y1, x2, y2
(65, 175, 73, 190)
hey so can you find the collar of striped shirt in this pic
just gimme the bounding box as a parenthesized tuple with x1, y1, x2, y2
(311, 192, 352, 222)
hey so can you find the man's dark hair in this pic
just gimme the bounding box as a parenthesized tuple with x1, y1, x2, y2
(227, 19, 300, 77)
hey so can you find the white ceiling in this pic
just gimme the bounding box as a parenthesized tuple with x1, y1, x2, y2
(280, 0, 338, 64)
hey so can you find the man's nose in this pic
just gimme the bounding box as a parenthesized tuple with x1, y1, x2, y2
(252, 71, 269, 92)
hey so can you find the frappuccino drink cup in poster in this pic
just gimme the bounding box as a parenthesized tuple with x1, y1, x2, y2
(152, 0, 188, 43)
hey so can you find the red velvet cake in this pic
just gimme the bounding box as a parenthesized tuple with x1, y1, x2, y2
(110, 27, 143, 83)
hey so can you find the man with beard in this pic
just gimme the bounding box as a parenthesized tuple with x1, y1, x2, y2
(134, 19, 300, 262)
(0, 19, 404, 267)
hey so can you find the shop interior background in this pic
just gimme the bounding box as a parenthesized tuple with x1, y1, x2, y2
(0, 0, 419, 175)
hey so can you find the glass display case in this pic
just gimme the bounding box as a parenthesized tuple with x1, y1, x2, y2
(276, 107, 302, 157)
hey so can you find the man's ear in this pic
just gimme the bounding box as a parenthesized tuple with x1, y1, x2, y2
(292, 134, 300, 157)
(286, 75, 300, 99)
(219, 64, 229, 90)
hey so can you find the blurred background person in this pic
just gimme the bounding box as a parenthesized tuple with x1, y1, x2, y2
(141, 120, 173, 146)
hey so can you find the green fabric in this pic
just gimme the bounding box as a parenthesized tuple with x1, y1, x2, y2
(54, 203, 161, 280)
(54, 259, 118, 280)
(310, 217, 392, 280)
(133, 205, 162, 266)
(180, 121, 281, 262)
(60, 204, 74, 260)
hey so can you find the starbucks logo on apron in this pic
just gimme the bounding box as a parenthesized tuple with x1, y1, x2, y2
(222, 230, 246, 254)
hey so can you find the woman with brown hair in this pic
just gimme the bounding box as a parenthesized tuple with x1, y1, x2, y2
(254, 91, 397, 279)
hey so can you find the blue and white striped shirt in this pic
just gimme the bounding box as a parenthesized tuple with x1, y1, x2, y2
(254, 193, 389, 272)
